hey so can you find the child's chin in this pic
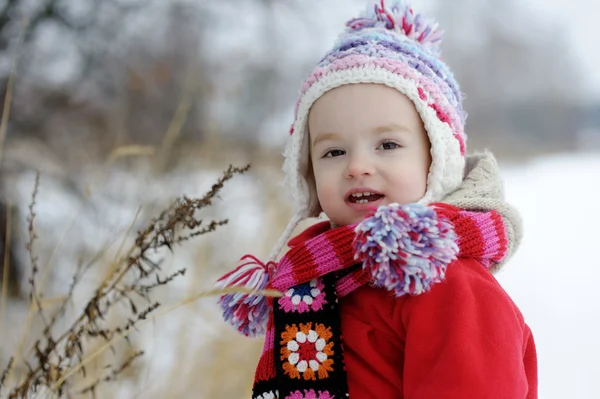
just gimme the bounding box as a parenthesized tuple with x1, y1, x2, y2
(341, 214, 370, 226)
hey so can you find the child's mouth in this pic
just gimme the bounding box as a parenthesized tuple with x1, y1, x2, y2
(347, 192, 384, 204)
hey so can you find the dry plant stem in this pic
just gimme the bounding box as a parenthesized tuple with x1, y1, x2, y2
(21, 204, 141, 381)
(0, 20, 29, 387)
(86, 145, 156, 196)
(105, 146, 155, 165)
(1, 174, 43, 391)
(2, 147, 163, 396)
(155, 70, 195, 172)
(21, 202, 90, 343)
(26, 173, 50, 331)
(0, 18, 29, 166)
(8, 226, 116, 391)
(47, 287, 282, 396)
(78, 350, 145, 396)
(6, 164, 251, 398)
(32, 151, 148, 345)
(1, 200, 12, 330)
(43, 238, 118, 337)
(43, 143, 151, 292)
(46, 165, 253, 394)
(12, 147, 155, 385)
(31, 208, 145, 367)
(98, 207, 142, 294)
(0, 357, 14, 394)
(38, 207, 86, 292)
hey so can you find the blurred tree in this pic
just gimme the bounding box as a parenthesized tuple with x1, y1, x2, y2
(435, 0, 586, 154)
(0, 0, 212, 168)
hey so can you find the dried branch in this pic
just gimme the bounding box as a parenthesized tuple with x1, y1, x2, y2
(2, 164, 251, 398)
(26, 173, 51, 333)
(0, 356, 14, 393)
(78, 350, 144, 396)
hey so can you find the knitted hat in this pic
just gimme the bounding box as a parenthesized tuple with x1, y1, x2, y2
(269, 0, 467, 261)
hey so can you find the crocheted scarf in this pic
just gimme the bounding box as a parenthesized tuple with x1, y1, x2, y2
(216, 202, 508, 399)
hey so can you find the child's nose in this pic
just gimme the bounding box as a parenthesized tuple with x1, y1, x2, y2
(345, 153, 375, 179)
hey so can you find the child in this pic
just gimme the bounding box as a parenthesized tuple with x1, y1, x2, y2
(216, 1, 538, 398)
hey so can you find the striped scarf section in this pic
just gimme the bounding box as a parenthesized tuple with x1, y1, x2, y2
(216, 203, 508, 399)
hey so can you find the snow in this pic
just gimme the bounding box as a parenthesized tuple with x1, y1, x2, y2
(497, 152, 600, 399)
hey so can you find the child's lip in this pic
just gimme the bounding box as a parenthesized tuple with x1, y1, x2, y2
(344, 187, 384, 200)
(345, 195, 385, 212)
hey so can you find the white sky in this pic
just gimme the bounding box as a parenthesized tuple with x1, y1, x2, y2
(516, 0, 600, 96)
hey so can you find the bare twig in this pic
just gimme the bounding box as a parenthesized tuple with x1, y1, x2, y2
(0, 17, 29, 167)
(48, 286, 281, 396)
(78, 350, 144, 395)
(26, 173, 50, 333)
(0, 356, 14, 393)
(1, 200, 12, 329)
(4, 164, 252, 398)
(155, 70, 195, 172)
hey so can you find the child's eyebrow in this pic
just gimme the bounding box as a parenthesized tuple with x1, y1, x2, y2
(312, 132, 341, 147)
(373, 123, 412, 134)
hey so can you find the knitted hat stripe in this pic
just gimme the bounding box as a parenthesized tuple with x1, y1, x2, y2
(297, 57, 464, 150)
(302, 54, 459, 130)
(320, 31, 462, 114)
(348, 41, 452, 88)
(327, 37, 461, 106)
(317, 43, 455, 102)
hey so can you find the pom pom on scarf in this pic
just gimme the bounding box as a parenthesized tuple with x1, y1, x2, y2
(354, 203, 458, 296)
(215, 255, 275, 337)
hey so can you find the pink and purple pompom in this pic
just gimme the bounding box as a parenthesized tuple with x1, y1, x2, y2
(354, 203, 458, 296)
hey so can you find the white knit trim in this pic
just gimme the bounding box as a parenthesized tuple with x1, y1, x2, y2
(283, 66, 465, 217)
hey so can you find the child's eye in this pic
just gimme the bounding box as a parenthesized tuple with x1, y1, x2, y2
(323, 149, 346, 158)
(377, 140, 401, 150)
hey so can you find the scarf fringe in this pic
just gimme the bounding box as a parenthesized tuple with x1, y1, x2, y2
(216, 255, 276, 337)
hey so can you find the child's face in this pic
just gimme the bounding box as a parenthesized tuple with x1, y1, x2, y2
(309, 83, 431, 226)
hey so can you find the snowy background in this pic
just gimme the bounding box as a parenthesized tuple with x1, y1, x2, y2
(0, 0, 599, 398)
(498, 153, 600, 399)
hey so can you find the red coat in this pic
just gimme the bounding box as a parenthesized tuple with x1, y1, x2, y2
(289, 224, 538, 399)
